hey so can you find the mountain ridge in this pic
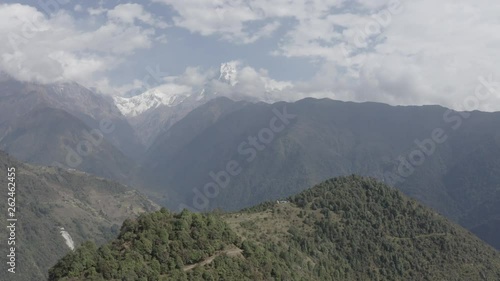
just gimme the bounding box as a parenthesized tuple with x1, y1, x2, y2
(49, 176, 500, 280)
(0, 78, 145, 159)
(140, 97, 500, 250)
(0, 150, 159, 281)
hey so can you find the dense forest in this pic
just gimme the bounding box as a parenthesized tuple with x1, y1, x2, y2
(49, 209, 296, 280)
(49, 176, 500, 280)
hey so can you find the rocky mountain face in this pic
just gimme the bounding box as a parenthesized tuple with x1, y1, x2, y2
(0, 106, 134, 181)
(114, 62, 241, 118)
(112, 64, 234, 146)
(0, 78, 144, 159)
(113, 61, 287, 146)
(114, 88, 192, 117)
(0, 78, 148, 183)
(118, 91, 210, 146)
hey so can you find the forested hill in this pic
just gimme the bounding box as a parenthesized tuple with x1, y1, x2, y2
(49, 176, 500, 281)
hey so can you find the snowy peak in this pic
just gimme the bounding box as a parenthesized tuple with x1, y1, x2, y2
(114, 61, 290, 117)
(114, 87, 191, 117)
(219, 61, 239, 86)
(116, 61, 242, 117)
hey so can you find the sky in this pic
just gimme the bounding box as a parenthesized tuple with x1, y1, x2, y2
(2, 0, 500, 111)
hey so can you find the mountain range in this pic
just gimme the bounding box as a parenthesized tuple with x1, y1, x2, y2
(0, 76, 144, 158)
(2, 69, 500, 271)
(139, 97, 500, 251)
(113, 61, 289, 146)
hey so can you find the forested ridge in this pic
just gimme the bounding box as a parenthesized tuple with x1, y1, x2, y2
(49, 176, 500, 280)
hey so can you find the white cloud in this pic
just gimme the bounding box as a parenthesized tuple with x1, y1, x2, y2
(4, 1, 500, 111)
(155, 0, 500, 111)
(107, 3, 168, 28)
(136, 61, 293, 103)
(154, 83, 192, 95)
(175, 66, 217, 87)
(211, 62, 294, 102)
(153, 0, 299, 43)
(93, 78, 146, 97)
(88, 6, 107, 16)
(235, 21, 281, 44)
(342, 0, 500, 111)
(0, 3, 164, 93)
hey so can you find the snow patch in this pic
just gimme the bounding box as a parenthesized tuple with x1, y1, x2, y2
(113, 61, 290, 117)
(59, 227, 75, 250)
(219, 61, 240, 86)
(114, 86, 191, 116)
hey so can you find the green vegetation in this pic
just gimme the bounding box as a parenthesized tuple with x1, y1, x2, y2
(141, 98, 500, 250)
(0, 151, 158, 281)
(49, 209, 298, 281)
(50, 176, 500, 280)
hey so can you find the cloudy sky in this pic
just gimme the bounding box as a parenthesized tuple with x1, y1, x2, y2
(2, 0, 500, 111)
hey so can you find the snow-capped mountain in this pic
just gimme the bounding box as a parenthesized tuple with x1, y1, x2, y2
(115, 86, 210, 145)
(218, 61, 239, 86)
(114, 88, 191, 117)
(114, 61, 291, 119)
(114, 62, 240, 117)
(0, 78, 144, 159)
